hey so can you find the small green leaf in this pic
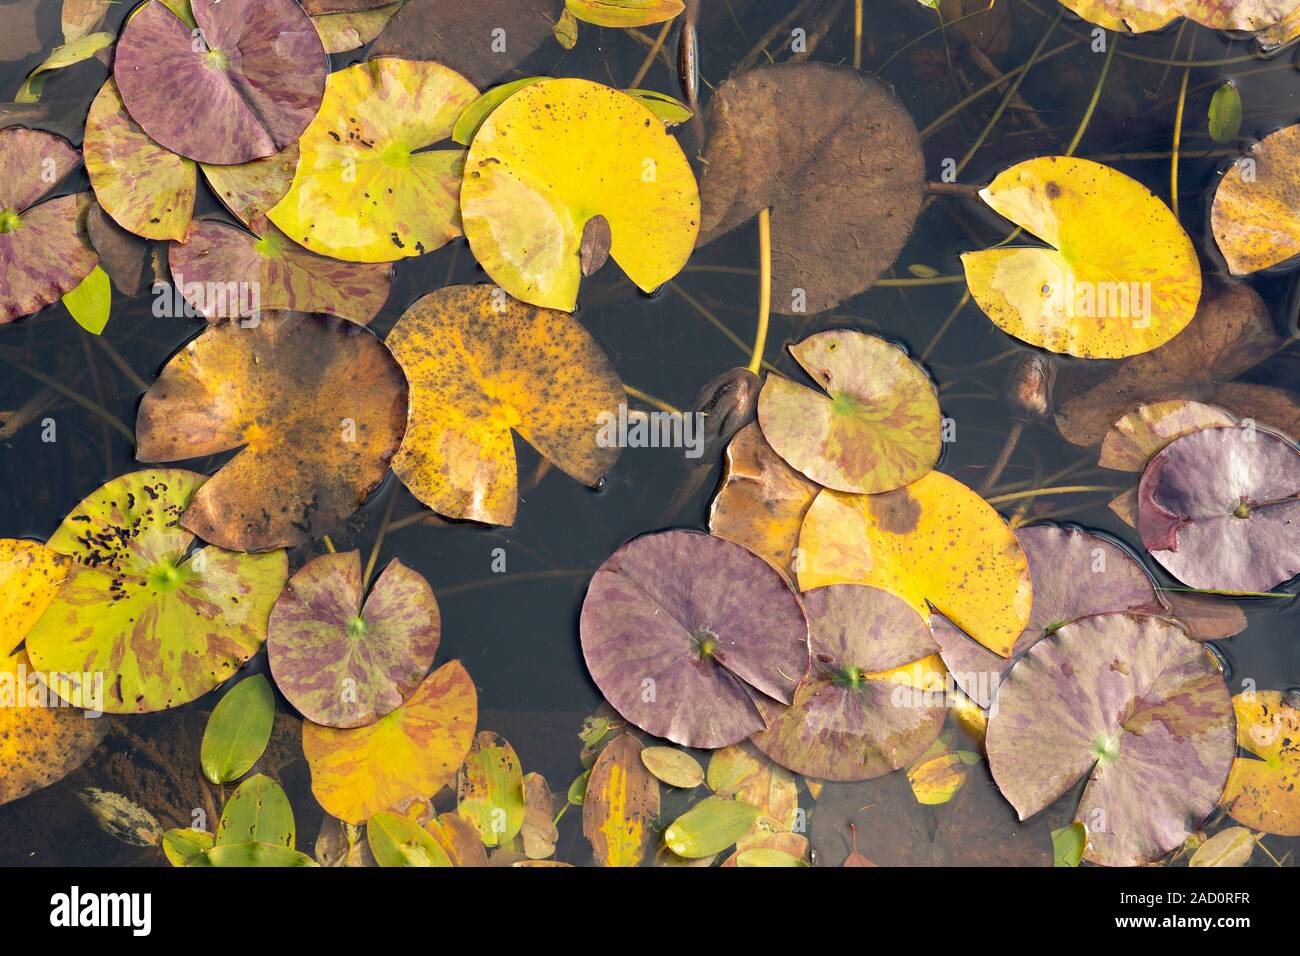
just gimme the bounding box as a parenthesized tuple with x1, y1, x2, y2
(735, 847, 809, 867)
(453, 77, 546, 146)
(1189, 827, 1256, 867)
(640, 746, 704, 788)
(567, 769, 591, 806)
(907, 263, 940, 278)
(200, 674, 276, 784)
(566, 0, 683, 29)
(554, 7, 579, 48)
(456, 731, 526, 847)
(1208, 82, 1242, 144)
(62, 265, 111, 335)
(367, 811, 453, 867)
(161, 827, 214, 867)
(1052, 821, 1086, 867)
(663, 796, 759, 858)
(624, 89, 694, 126)
(78, 788, 162, 847)
(190, 842, 317, 867)
(217, 774, 295, 848)
(16, 32, 116, 103)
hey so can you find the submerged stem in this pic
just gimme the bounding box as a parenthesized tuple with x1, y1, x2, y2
(362, 490, 397, 598)
(1065, 36, 1115, 156)
(984, 484, 1124, 506)
(853, 0, 863, 70)
(630, 17, 674, 89)
(747, 208, 772, 376)
(981, 420, 1025, 495)
(624, 384, 681, 416)
(1170, 35, 1194, 219)
(4, 357, 134, 444)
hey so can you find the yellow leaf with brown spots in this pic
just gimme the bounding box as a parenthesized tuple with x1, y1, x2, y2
(797, 472, 1032, 657)
(1099, 400, 1237, 472)
(386, 285, 623, 526)
(583, 732, 659, 867)
(962, 156, 1201, 358)
(1222, 690, 1300, 836)
(0, 539, 69, 657)
(1211, 124, 1300, 275)
(303, 661, 477, 825)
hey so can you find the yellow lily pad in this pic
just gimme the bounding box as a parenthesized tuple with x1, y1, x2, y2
(797, 472, 1032, 657)
(385, 285, 624, 526)
(961, 156, 1201, 358)
(460, 77, 699, 311)
(268, 57, 478, 263)
(1221, 690, 1300, 836)
(1211, 124, 1300, 276)
(567, 0, 683, 27)
(0, 539, 69, 657)
(1099, 400, 1236, 472)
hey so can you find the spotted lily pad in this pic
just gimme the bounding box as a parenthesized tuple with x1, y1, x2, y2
(114, 0, 327, 165)
(1099, 400, 1237, 472)
(758, 331, 941, 494)
(24, 469, 287, 713)
(698, 62, 924, 316)
(0, 648, 107, 807)
(268, 551, 440, 729)
(83, 79, 196, 242)
(708, 422, 819, 579)
(1061, 0, 1298, 32)
(302, 660, 477, 824)
(311, 3, 403, 53)
(986, 613, 1235, 866)
(798, 472, 1032, 658)
(962, 157, 1201, 358)
(567, 0, 683, 26)
(930, 525, 1163, 709)
(580, 530, 810, 749)
(0, 127, 97, 322)
(1137, 424, 1300, 592)
(0, 539, 69, 656)
(751, 585, 945, 782)
(460, 78, 700, 311)
(1211, 123, 1300, 275)
(1222, 690, 1300, 836)
(200, 144, 299, 229)
(169, 219, 393, 324)
(268, 57, 477, 264)
(136, 314, 408, 552)
(386, 285, 623, 526)
(456, 731, 526, 847)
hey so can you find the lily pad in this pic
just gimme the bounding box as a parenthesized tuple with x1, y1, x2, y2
(705, 744, 800, 837)
(426, 812, 489, 866)
(1099, 400, 1237, 472)
(169, 219, 393, 324)
(0, 648, 107, 807)
(369, 0, 561, 89)
(697, 62, 924, 316)
(85, 204, 150, 296)
(0, 539, 69, 656)
(962, 156, 1201, 358)
(663, 795, 759, 859)
(1137, 424, 1300, 591)
(456, 731, 526, 848)
(751, 584, 946, 781)
(303, 661, 477, 825)
(708, 422, 819, 579)
(1222, 690, 1300, 836)
(0, 127, 98, 323)
(311, 3, 403, 53)
(190, 842, 318, 867)
(25, 469, 287, 714)
(200, 143, 299, 229)
(1055, 283, 1299, 446)
(83, 79, 195, 242)
(798, 472, 1032, 658)
(386, 285, 623, 526)
(1061, 0, 1298, 32)
(268, 57, 477, 264)
(986, 613, 1235, 866)
(1189, 826, 1256, 867)
(567, 0, 683, 26)
(114, 0, 327, 165)
(368, 810, 452, 866)
(1211, 123, 1300, 275)
(930, 525, 1163, 709)
(580, 530, 810, 749)
(268, 551, 439, 730)
(641, 746, 704, 789)
(582, 732, 659, 867)
(460, 77, 699, 311)
(757, 330, 941, 494)
(136, 313, 409, 552)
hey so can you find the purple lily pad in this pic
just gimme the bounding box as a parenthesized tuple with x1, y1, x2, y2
(0, 127, 97, 323)
(268, 550, 440, 729)
(1138, 424, 1300, 592)
(579, 530, 810, 750)
(931, 525, 1164, 709)
(986, 612, 1235, 866)
(169, 218, 393, 325)
(114, 0, 327, 165)
(750, 585, 945, 782)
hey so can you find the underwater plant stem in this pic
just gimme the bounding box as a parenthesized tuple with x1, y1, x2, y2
(984, 484, 1124, 506)
(553, 803, 570, 827)
(1065, 36, 1115, 156)
(3, 357, 134, 444)
(1171, 36, 1194, 219)
(79, 334, 113, 478)
(669, 282, 780, 374)
(920, 290, 971, 362)
(747, 207, 772, 376)
(736, 0, 818, 72)
(630, 18, 674, 89)
(876, 275, 966, 287)
(853, 0, 863, 70)
(362, 490, 397, 597)
(980, 420, 1024, 495)
(92, 335, 150, 393)
(624, 384, 681, 416)
(322, 535, 337, 554)
(1157, 586, 1294, 599)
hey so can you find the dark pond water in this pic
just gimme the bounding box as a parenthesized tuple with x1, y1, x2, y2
(0, 0, 1296, 866)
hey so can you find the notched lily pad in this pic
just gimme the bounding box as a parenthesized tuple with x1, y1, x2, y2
(1137, 424, 1300, 592)
(1099, 400, 1237, 472)
(757, 330, 941, 494)
(268, 550, 441, 729)
(1211, 123, 1300, 275)
(0, 538, 69, 657)
(580, 530, 810, 749)
(697, 62, 924, 316)
(1222, 690, 1300, 836)
(200, 143, 299, 229)
(986, 613, 1235, 866)
(136, 313, 408, 552)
